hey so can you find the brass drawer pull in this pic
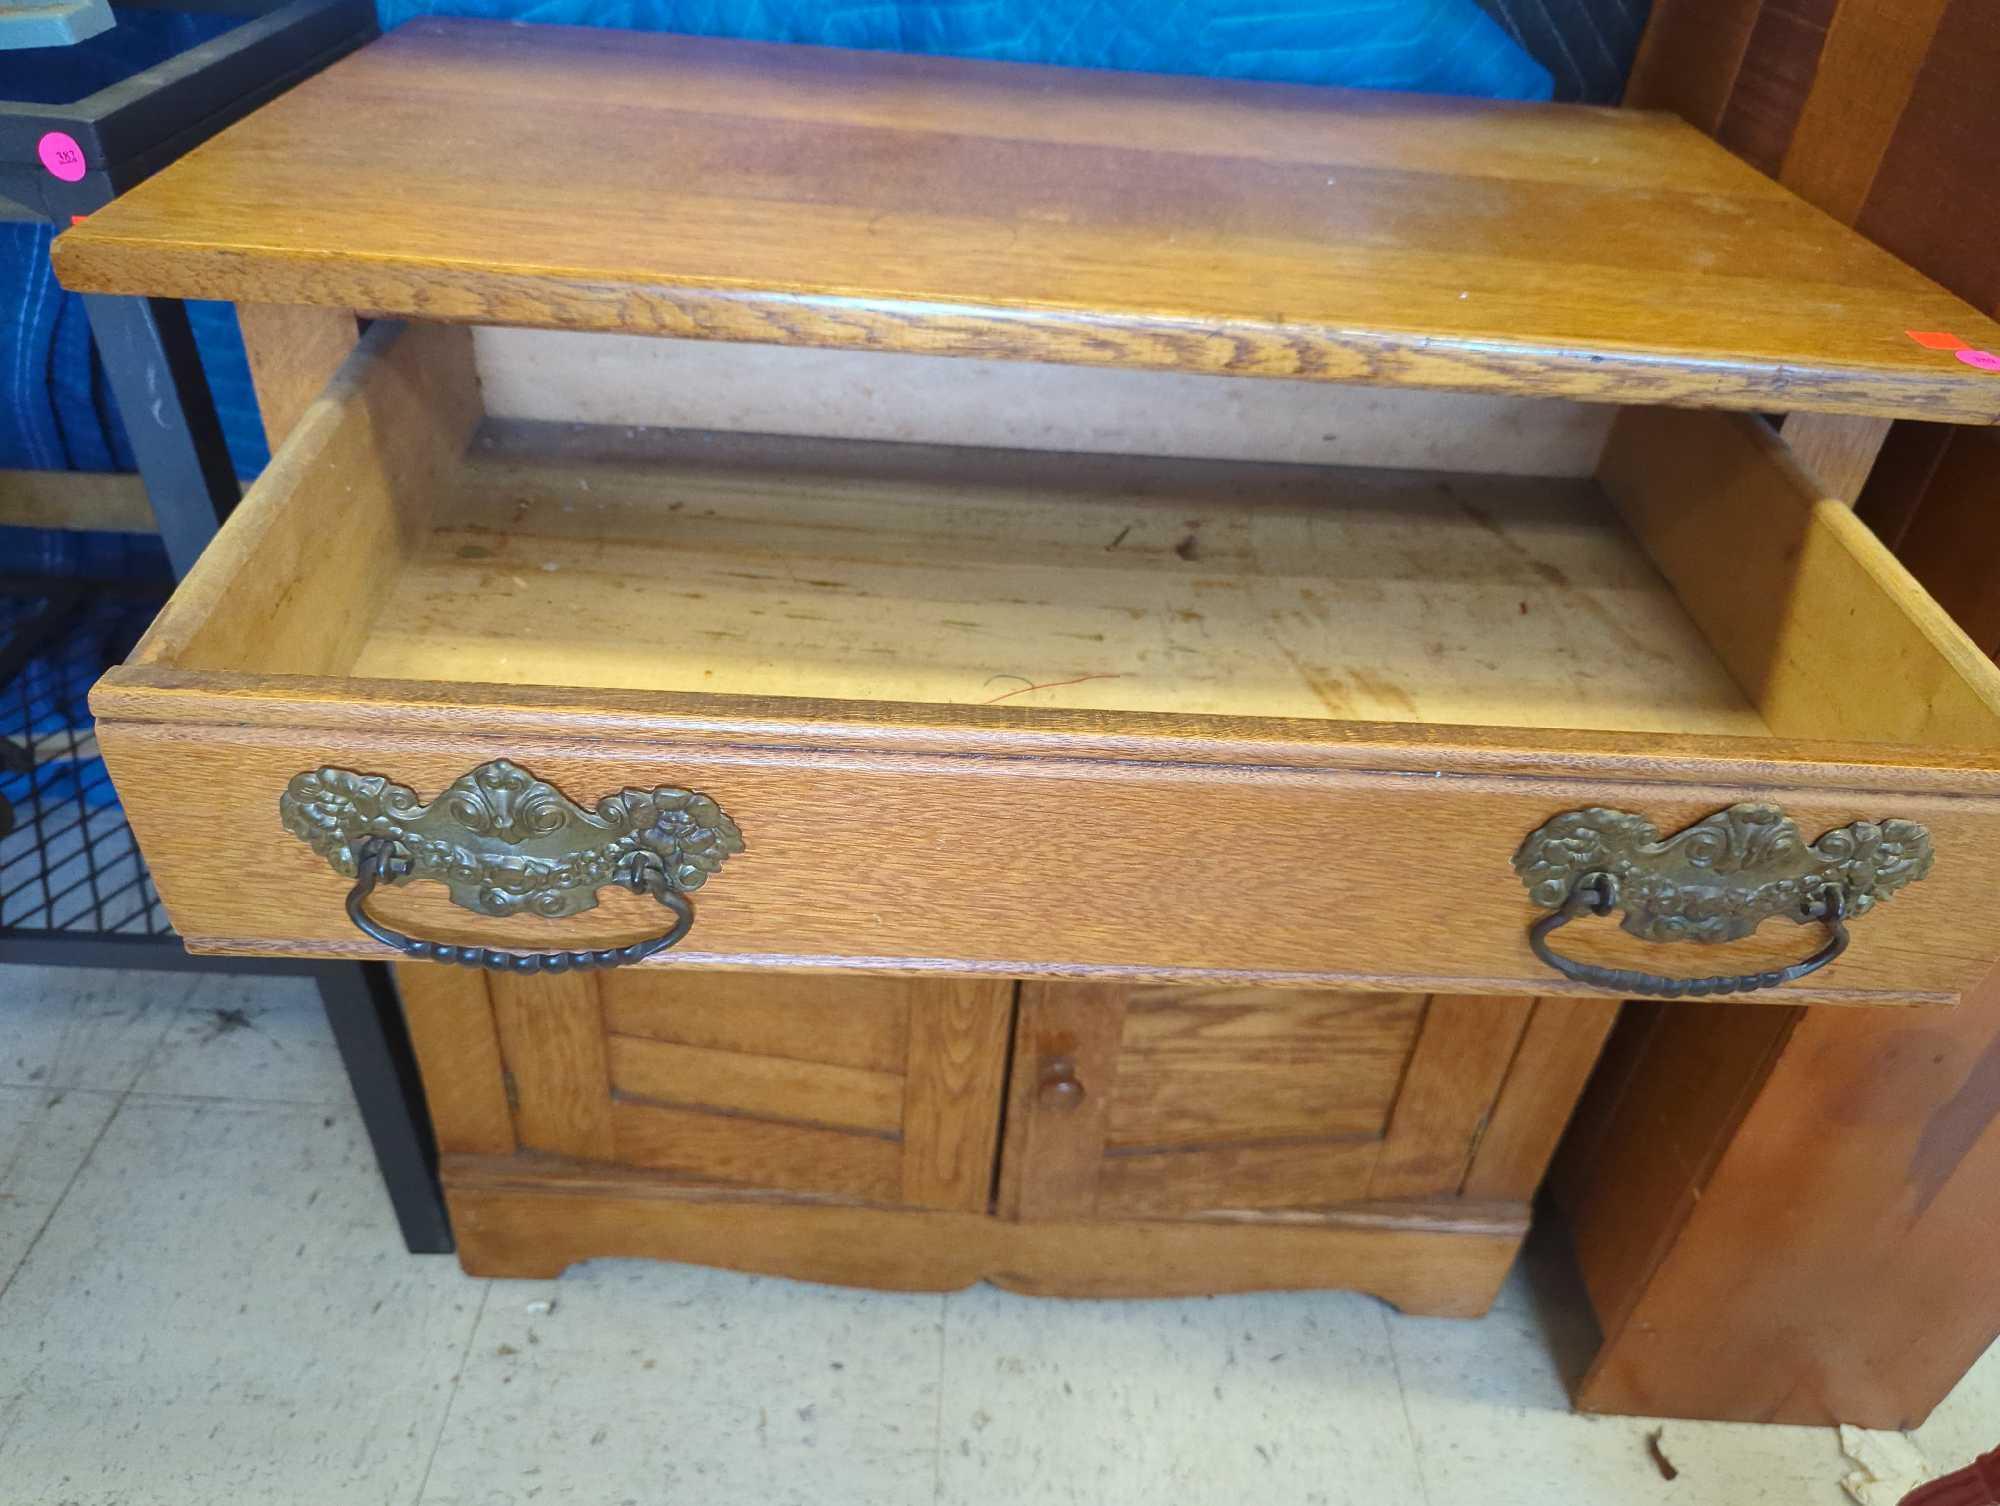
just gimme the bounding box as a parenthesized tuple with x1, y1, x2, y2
(1529, 874, 1847, 998)
(1514, 803, 1932, 999)
(281, 759, 743, 972)
(345, 836, 694, 971)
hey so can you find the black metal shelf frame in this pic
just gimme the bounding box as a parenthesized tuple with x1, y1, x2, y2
(1, 3, 451, 1255)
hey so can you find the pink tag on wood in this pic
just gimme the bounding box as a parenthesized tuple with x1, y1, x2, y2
(38, 131, 86, 183)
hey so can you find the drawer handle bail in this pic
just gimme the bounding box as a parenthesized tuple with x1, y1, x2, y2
(346, 835, 695, 972)
(1513, 802, 1932, 998)
(1529, 872, 1847, 998)
(279, 759, 743, 972)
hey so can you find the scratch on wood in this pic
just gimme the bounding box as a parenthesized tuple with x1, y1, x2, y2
(982, 673, 1129, 704)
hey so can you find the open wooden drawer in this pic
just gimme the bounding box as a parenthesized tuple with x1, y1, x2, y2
(90, 320, 2000, 1003)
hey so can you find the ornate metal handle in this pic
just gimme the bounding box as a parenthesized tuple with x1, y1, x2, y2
(1514, 802, 1931, 998)
(347, 836, 695, 972)
(1529, 872, 1848, 998)
(280, 758, 743, 970)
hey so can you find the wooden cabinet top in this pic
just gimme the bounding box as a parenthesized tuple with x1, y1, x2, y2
(52, 18, 2000, 421)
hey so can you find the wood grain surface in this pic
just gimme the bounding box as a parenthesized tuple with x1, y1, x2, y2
(1550, 0, 2000, 1425)
(1103, 989, 1426, 1149)
(340, 423, 1765, 734)
(1564, 885, 2000, 1428)
(399, 970, 1594, 1299)
(49, 19, 2000, 421)
(610, 1099, 905, 1201)
(472, 327, 1617, 477)
(392, 962, 515, 1156)
(1461, 996, 1621, 1200)
(898, 979, 1014, 1211)
(451, 970, 1014, 1209)
(93, 716, 2000, 1002)
(236, 304, 361, 451)
(88, 328, 2000, 1000)
(1776, 412, 1893, 504)
(134, 319, 481, 680)
(1002, 985, 1611, 1222)
(0, 470, 153, 534)
(1600, 407, 2000, 748)
(607, 1033, 907, 1135)
(597, 970, 911, 1075)
(998, 982, 1127, 1220)
(1367, 996, 1534, 1199)
(487, 971, 614, 1159)
(447, 1157, 1525, 1313)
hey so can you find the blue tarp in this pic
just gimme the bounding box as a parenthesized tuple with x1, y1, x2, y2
(378, 0, 1552, 99)
(0, 7, 267, 480)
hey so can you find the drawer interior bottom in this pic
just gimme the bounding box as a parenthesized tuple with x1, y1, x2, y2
(340, 419, 1765, 737)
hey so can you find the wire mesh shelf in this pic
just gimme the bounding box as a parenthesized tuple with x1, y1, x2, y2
(0, 574, 171, 940)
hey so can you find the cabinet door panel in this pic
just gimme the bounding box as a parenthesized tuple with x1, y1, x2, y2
(610, 1100, 904, 1201)
(1002, 983, 1568, 1221)
(403, 966, 1012, 1210)
(1367, 995, 1535, 1199)
(607, 1034, 906, 1135)
(1107, 987, 1426, 1149)
(1096, 1138, 1382, 1219)
(598, 971, 909, 1074)
(488, 971, 615, 1160)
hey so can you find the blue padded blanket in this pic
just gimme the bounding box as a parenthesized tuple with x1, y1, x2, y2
(377, 0, 1552, 98)
(0, 6, 268, 480)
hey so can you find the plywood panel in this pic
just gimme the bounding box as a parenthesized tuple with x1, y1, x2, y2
(474, 327, 1615, 476)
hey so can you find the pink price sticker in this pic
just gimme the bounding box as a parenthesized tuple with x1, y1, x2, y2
(1955, 348, 2000, 373)
(38, 131, 86, 183)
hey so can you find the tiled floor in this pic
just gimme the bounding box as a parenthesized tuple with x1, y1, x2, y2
(2, 966, 1994, 1506)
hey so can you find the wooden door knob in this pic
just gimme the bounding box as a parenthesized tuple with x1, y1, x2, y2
(1037, 1056, 1084, 1110)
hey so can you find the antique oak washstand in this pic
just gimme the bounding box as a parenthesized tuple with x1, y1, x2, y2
(50, 19, 2000, 1312)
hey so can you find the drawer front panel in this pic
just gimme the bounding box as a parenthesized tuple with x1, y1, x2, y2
(97, 717, 2000, 1002)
